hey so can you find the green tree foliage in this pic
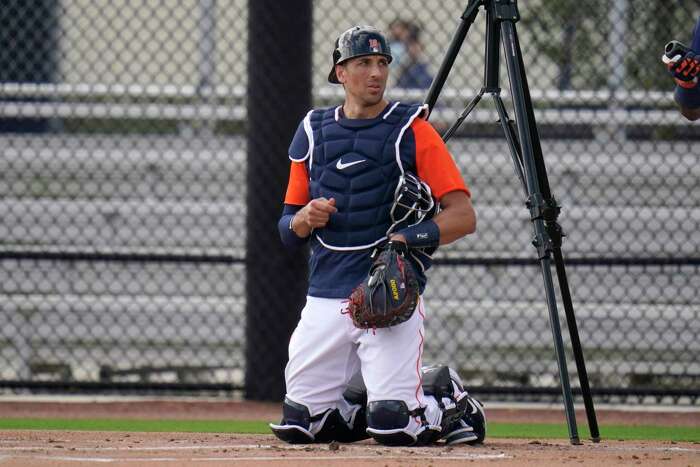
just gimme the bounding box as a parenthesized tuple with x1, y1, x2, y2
(521, 0, 609, 90)
(521, 0, 698, 91)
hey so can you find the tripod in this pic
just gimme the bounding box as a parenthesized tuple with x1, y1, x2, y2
(424, 0, 600, 445)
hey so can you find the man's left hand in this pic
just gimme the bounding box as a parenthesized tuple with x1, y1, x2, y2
(667, 49, 700, 88)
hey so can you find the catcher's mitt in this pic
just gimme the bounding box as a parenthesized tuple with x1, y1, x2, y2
(345, 241, 419, 329)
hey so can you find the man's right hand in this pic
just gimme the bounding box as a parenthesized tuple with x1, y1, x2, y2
(291, 197, 337, 237)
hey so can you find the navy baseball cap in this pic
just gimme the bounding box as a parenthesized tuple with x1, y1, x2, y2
(328, 25, 393, 84)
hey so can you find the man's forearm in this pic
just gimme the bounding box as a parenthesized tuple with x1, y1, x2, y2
(431, 191, 476, 245)
(278, 206, 309, 248)
(680, 104, 700, 121)
(670, 16, 700, 121)
(675, 76, 700, 107)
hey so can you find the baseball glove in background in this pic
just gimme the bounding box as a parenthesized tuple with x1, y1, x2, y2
(345, 241, 419, 329)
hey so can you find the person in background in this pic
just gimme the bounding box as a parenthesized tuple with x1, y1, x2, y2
(664, 16, 700, 121)
(390, 20, 433, 90)
(388, 19, 412, 74)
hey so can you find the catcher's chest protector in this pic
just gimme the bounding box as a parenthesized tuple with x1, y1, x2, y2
(307, 102, 426, 250)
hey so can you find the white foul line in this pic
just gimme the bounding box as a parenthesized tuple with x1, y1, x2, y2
(0, 443, 487, 453)
(0, 445, 245, 452)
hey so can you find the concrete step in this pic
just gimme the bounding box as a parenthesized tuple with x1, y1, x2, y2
(6, 294, 694, 353)
(438, 204, 700, 258)
(0, 198, 246, 253)
(1, 136, 698, 208)
(2, 295, 696, 384)
(1, 258, 695, 305)
(1, 198, 698, 257)
(448, 139, 700, 207)
(0, 135, 246, 201)
(424, 263, 699, 306)
(0, 294, 245, 381)
(0, 259, 244, 297)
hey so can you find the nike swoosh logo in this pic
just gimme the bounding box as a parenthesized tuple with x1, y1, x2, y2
(336, 158, 366, 170)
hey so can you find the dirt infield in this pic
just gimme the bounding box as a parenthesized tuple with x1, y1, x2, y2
(1, 431, 698, 466)
(0, 400, 698, 466)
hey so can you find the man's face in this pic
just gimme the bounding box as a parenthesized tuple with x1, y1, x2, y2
(336, 54, 389, 106)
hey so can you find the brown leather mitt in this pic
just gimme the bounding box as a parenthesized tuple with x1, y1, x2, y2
(345, 241, 419, 329)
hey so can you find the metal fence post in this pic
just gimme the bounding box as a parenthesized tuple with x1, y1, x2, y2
(602, 0, 629, 144)
(245, 0, 312, 401)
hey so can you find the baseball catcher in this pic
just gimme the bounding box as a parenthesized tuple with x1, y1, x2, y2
(272, 25, 480, 447)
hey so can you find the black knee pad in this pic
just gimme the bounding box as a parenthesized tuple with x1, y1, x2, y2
(423, 364, 487, 445)
(421, 365, 456, 399)
(366, 400, 417, 446)
(269, 397, 315, 444)
(270, 397, 369, 444)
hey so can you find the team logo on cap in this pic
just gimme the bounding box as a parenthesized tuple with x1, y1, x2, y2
(369, 38, 380, 52)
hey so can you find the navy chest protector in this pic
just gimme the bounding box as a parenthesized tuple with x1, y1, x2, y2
(294, 102, 427, 251)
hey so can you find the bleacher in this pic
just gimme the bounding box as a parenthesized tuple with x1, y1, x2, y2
(1, 81, 698, 389)
(0, 82, 689, 128)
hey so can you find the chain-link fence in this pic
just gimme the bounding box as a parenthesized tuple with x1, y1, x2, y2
(1, 0, 698, 403)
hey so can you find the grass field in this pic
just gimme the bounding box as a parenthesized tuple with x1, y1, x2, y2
(1, 418, 698, 442)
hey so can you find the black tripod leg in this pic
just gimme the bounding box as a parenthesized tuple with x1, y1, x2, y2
(442, 88, 485, 142)
(510, 2, 600, 438)
(539, 256, 581, 445)
(498, 19, 581, 445)
(497, 90, 599, 442)
(501, 7, 599, 442)
(425, 0, 482, 113)
(493, 95, 526, 195)
(552, 245, 601, 442)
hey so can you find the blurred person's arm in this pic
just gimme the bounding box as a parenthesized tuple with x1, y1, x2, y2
(666, 17, 700, 121)
(678, 102, 700, 121)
